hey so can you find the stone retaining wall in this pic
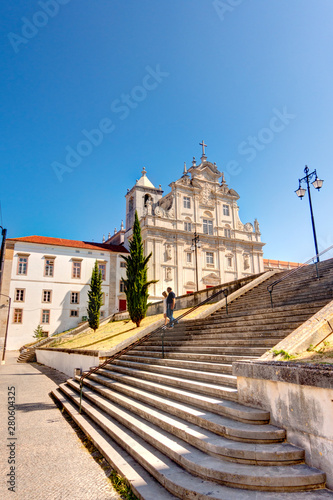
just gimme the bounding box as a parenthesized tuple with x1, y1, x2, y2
(36, 348, 99, 378)
(234, 360, 333, 489)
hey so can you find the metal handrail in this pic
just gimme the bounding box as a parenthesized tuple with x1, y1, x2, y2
(267, 245, 333, 308)
(79, 287, 229, 413)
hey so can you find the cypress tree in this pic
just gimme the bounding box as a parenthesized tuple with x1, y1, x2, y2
(122, 210, 157, 327)
(87, 261, 103, 332)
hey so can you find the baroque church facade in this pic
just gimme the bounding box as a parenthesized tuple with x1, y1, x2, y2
(124, 145, 265, 300)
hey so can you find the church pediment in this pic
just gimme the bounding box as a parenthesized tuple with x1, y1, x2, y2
(202, 272, 220, 285)
(188, 161, 221, 184)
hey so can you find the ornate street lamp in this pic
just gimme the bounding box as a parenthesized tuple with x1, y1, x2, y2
(295, 165, 324, 263)
(191, 231, 201, 291)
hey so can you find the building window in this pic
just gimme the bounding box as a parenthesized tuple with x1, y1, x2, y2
(72, 261, 81, 279)
(13, 309, 23, 323)
(42, 290, 52, 303)
(71, 292, 79, 304)
(17, 256, 28, 275)
(120, 261, 126, 268)
(129, 197, 134, 211)
(41, 310, 50, 324)
(224, 228, 231, 238)
(98, 263, 106, 280)
(100, 310, 105, 318)
(70, 310, 79, 317)
(186, 252, 192, 263)
(223, 204, 230, 216)
(14, 289, 25, 302)
(120, 281, 125, 293)
(226, 256, 233, 268)
(203, 219, 213, 235)
(44, 259, 54, 277)
(184, 222, 192, 232)
(206, 252, 214, 265)
(183, 196, 191, 209)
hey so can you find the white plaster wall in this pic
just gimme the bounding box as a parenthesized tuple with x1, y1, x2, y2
(7, 241, 126, 350)
(36, 349, 100, 378)
(237, 376, 333, 489)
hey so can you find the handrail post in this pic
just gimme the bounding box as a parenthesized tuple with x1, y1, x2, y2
(269, 289, 273, 309)
(223, 289, 228, 314)
(161, 332, 165, 359)
(79, 379, 83, 414)
(315, 260, 319, 279)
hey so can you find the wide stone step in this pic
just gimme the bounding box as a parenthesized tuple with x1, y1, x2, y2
(89, 370, 271, 425)
(52, 387, 333, 499)
(185, 322, 302, 333)
(58, 383, 326, 492)
(99, 364, 239, 397)
(143, 339, 279, 348)
(119, 354, 234, 373)
(111, 359, 237, 386)
(185, 317, 307, 329)
(132, 345, 267, 356)
(68, 378, 304, 465)
(125, 349, 257, 364)
(170, 332, 287, 341)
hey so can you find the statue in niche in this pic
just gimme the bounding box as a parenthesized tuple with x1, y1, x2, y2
(166, 267, 172, 281)
(166, 245, 172, 260)
(146, 198, 152, 215)
(244, 255, 250, 270)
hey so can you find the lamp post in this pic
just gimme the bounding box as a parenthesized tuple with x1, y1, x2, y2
(191, 231, 201, 291)
(0, 226, 7, 294)
(295, 165, 324, 263)
(1, 294, 11, 364)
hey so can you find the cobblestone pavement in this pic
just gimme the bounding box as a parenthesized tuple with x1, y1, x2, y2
(0, 351, 120, 500)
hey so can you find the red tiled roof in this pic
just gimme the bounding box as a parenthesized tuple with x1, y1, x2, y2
(263, 259, 302, 267)
(7, 235, 129, 253)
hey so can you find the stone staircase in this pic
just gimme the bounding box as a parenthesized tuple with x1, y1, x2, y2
(52, 259, 333, 499)
(17, 336, 52, 363)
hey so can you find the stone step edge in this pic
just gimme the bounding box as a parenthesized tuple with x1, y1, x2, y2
(119, 356, 234, 371)
(126, 350, 257, 361)
(59, 383, 326, 492)
(101, 365, 239, 394)
(69, 378, 304, 465)
(111, 360, 237, 383)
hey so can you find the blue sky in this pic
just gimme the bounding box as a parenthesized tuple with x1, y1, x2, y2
(0, 0, 332, 262)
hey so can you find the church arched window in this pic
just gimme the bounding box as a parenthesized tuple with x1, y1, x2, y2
(184, 217, 192, 232)
(224, 224, 231, 239)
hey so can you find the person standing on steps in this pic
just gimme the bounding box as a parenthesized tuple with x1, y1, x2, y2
(166, 286, 176, 328)
(162, 291, 169, 329)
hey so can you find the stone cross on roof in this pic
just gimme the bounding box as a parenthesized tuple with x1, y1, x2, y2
(200, 140, 207, 160)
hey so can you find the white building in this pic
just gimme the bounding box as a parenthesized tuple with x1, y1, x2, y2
(125, 146, 265, 300)
(1, 236, 128, 350)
